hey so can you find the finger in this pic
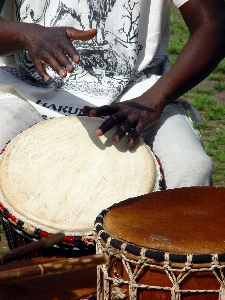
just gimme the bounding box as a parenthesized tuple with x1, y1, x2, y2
(59, 41, 80, 64)
(97, 111, 126, 136)
(53, 48, 74, 73)
(42, 52, 68, 78)
(127, 122, 146, 148)
(112, 118, 135, 143)
(34, 59, 51, 82)
(62, 28, 97, 64)
(67, 28, 97, 41)
(83, 105, 120, 117)
(83, 106, 96, 116)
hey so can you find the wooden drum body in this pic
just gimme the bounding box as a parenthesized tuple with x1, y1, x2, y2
(95, 187, 225, 300)
(0, 116, 163, 258)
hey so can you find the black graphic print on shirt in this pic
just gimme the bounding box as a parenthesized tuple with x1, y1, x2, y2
(14, 0, 142, 102)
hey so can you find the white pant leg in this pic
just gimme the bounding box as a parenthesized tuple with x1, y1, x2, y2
(0, 94, 44, 150)
(142, 102, 213, 189)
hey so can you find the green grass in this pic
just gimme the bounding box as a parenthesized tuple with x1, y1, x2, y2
(193, 95, 215, 110)
(208, 73, 224, 82)
(169, 8, 189, 55)
(213, 59, 225, 74)
(214, 82, 225, 92)
(169, 7, 225, 187)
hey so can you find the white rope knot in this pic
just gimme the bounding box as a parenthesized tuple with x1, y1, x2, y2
(120, 243, 127, 254)
(185, 254, 193, 268)
(140, 248, 146, 258)
(212, 254, 219, 266)
(106, 236, 112, 249)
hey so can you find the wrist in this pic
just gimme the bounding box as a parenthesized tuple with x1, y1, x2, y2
(0, 18, 40, 55)
(137, 89, 167, 113)
(17, 23, 41, 51)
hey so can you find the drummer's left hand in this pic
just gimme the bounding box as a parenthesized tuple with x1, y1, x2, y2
(83, 97, 165, 148)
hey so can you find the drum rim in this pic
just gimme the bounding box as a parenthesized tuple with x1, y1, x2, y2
(94, 201, 225, 264)
(0, 200, 95, 249)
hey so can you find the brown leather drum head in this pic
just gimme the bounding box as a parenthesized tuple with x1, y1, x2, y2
(103, 187, 225, 255)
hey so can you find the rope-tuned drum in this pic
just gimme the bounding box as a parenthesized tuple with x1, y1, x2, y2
(95, 186, 225, 300)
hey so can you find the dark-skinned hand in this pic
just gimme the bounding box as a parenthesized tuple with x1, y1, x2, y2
(83, 96, 165, 148)
(21, 24, 97, 82)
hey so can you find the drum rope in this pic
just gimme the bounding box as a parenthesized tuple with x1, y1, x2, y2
(96, 238, 225, 299)
(164, 264, 192, 300)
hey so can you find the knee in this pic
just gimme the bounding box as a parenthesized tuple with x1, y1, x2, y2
(163, 150, 213, 189)
(185, 152, 213, 186)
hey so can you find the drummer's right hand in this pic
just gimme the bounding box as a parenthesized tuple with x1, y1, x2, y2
(21, 25, 97, 82)
(84, 95, 165, 148)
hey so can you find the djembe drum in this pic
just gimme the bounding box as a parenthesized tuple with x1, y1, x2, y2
(95, 186, 225, 300)
(0, 116, 163, 258)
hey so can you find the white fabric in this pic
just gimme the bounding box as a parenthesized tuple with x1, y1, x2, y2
(142, 102, 213, 189)
(0, 89, 44, 150)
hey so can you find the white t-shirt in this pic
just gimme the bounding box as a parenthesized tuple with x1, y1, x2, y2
(0, 0, 189, 118)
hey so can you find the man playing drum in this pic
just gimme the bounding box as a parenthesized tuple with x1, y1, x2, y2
(0, 0, 225, 189)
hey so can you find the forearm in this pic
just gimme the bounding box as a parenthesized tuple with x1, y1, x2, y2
(141, 21, 225, 109)
(0, 17, 40, 56)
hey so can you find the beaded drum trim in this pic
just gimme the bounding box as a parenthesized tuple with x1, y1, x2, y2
(0, 203, 95, 249)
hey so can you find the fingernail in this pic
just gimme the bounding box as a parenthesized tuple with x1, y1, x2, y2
(59, 69, 67, 78)
(96, 129, 103, 136)
(73, 55, 80, 64)
(66, 64, 74, 73)
(89, 110, 96, 117)
(44, 75, 51, 82)
(127, 139, 134, 148)
(113, 135, 120, 143)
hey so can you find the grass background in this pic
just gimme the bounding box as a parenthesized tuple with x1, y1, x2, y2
(0, 6, 225, 253)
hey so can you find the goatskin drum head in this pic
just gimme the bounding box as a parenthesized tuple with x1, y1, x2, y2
(0, 116, 157, 235)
